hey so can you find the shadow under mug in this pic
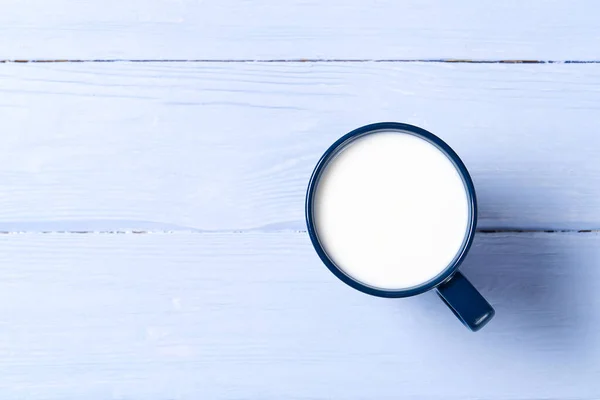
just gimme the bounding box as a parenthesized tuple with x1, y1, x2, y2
(305, 122, 495, 331)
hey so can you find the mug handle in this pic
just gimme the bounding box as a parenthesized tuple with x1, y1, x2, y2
(436, 271, 495, 331)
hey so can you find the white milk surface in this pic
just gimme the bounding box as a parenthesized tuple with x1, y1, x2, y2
(313, 130, 470, 290)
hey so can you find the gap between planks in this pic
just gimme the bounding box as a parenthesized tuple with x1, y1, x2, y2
(0, 229, 597, 235)
(1, 59, 600, 64)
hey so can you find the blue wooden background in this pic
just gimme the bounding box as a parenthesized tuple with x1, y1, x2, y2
(1, 1, 600, 398)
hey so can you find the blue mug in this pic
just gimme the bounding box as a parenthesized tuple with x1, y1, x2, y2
(305, 122, 494, 331)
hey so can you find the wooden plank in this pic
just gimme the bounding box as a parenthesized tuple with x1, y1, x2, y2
(1, 62, 599, 230)
(0, 231, 596, 398)
(1, 0, 600, 60)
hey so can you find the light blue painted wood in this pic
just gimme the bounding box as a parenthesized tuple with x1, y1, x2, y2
(1, 63, 600, 230)
(0, 232, 596, 399)
(1, 0, 600, 60)
(1, 2, 599, 398)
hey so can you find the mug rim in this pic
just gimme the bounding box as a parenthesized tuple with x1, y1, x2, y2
(305, 122, 478, 298)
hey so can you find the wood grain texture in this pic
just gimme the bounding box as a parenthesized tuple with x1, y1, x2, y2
(1, 0, 600, 60)
(0, 232, 596, 399)
(1, 62, 600, 230)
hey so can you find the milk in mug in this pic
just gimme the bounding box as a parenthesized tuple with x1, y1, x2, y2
(312, 131, 470, 290)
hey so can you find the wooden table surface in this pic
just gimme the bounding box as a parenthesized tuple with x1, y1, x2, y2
(2, 1, 600, 398)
